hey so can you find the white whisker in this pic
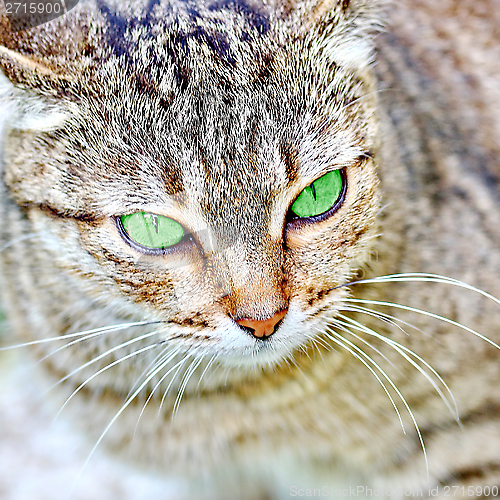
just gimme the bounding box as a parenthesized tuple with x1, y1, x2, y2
(49, 329, 163, 390)
(172, 354, 204, 416)
(286, 350, 308, 380)
(54, 342, 160, 422)
(328, 318, 400, 373)
(342, 297, 500, 351)
(0, 232, 42, 253)
(124, 345, 171, 401)
(337, 310, 460, 422)
(323, 327, 428, 475)
(196, 354, 218, 390)
(132, 347, 183, 438)
(340, 304, 422, 335)
(159, 351, 195, 413)
(196, 354, 219, 389)
(298, 343, 313, 361)
(341, 273, 500, 307)
(0, 320, 160, 351)
(304, 334, 326, 363)
(321, 327, 407, 434)
(76, 345, 188, 487)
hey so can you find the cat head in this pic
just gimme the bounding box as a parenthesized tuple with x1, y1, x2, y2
(0, 0, 382, 368)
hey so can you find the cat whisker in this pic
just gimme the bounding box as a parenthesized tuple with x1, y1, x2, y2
(322, 327, 429, 475)
(132, 347, 184, 438)
(369, 274, 500, 307)
(338, 89, 393, 113)
(54, 342, 161, 423)
(342, 297, 500, 351)
(313, 335, 338, 356)
(49, 329, 163, 390)
(330, 273, 500, 308)
(304, 333, 326, 363)
(172, 354, 205, 417)
(160, 351, 194, 414)
(220, 362, 233, 386)
(313, 333, 340, 355)
(0, 232, 42, 253)
(0, 320, 161, 351)
(328, 317, 400, 373)
(39, 323, 163, 365)
(285, 350, 308, 379)
(124, 345, 172, 402)
(334, 313, 459, 424)
(321, 327, 407, 435)
(313, 86, 389, 118)
(281, 354, 295, 372)
(80, 345, 191, 484)
(298, 342, 313, 362)
(339, 308, 461, 426)
(196, 354, 218, 390)
(340, 304, 423, 336)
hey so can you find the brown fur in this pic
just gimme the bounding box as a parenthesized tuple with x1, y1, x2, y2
(1, 0, 500, 499)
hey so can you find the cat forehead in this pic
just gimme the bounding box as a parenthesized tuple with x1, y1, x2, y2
(37, 0, 371, 220)
(90, 0, 357, 102)
(93, 84, 364, 212)
(88, 22, 367, 193)
(96, 0, 273, 79)
(86, 54, 366, 222)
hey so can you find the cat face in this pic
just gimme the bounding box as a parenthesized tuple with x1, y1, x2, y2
(0, 0, 381, 368)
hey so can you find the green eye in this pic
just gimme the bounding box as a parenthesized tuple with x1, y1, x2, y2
(120, 212, 184, 250)
(291, 170, 344, 218)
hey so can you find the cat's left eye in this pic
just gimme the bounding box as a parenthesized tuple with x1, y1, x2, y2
(290, 169, 346, 219)
(118, 212, 185, 251)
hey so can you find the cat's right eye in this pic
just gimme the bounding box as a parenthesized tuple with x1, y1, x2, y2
(118, 212, 185, 251)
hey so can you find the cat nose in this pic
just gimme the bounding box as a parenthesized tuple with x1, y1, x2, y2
(236, 310, 287, 339)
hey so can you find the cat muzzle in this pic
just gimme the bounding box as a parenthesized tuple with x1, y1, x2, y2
(236, 309, 287, 339)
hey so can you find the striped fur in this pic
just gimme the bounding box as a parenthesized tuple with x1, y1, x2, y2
(1, 0, 500, 499)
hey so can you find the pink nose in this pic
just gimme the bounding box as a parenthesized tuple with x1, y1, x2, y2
(236, 310, 287, 339)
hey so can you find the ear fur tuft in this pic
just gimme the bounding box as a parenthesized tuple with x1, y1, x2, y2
(273, 0, 386, 72)
(0, 6, 93, 132)
(0, 46, 72, 132)
(0, 72, 70, 132)
(306, 0, 387, 72)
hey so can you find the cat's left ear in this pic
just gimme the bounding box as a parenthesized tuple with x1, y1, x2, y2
(276, 0, 386, 72)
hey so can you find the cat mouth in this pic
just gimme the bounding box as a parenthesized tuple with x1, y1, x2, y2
(214, 309, 314, 368)
(218, 339, 291, 368)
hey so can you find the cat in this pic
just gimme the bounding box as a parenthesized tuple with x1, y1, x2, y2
(1, 0, 500, 499)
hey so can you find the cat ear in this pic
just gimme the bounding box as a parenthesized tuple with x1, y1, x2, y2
(0, 11, 85, 132)
(0, 53, 71, 132)
(276, 0, 386, 71)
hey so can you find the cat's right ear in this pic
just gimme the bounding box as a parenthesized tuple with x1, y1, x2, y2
(0, 52, 72, 132)
(0, 8, 88, 132)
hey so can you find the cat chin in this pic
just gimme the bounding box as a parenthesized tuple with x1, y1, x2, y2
(217, 341, 296, 370)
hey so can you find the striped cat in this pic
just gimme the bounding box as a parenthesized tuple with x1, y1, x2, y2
(1, 0, 500, 498)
